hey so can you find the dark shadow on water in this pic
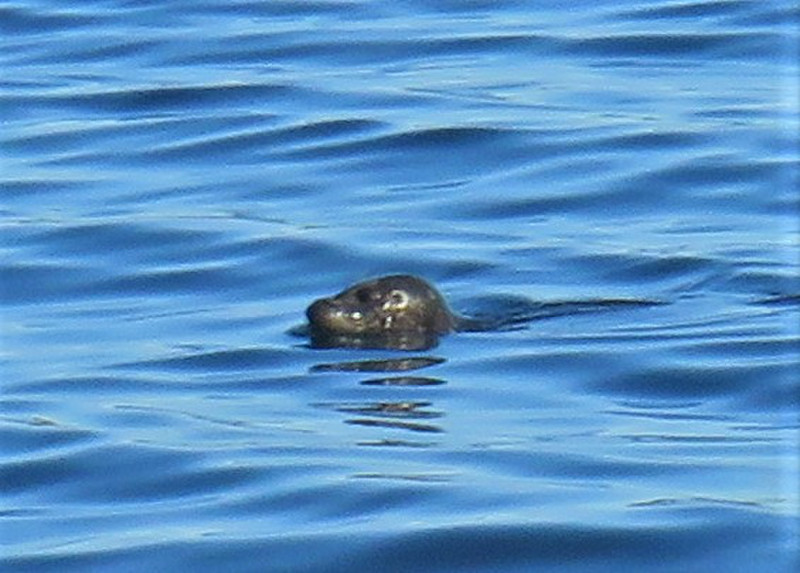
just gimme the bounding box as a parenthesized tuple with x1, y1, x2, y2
(346, 418, 444, 433)
(753, 293, 800, 307)
(310, 359, 450, 436)
(309, 356, 446, 373)
(315, 400, 440, 418)
(356, 438, 438, 448)
(360, 376, 446, 386)
(456, 296, 668, 332)
(309, 330, 443, 351)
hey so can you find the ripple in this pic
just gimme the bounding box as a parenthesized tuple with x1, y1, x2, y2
(3, 83, 309, 118)
(616, 0, 758, 20)
(566, 31, 785, 61)
(360, 376, 446, 386)
(346, 418, 444, 433)
(310, 357, 446, 373)
(141, 119, 385, 163)
(0, 262, 100, 304)
(593, 363, 787, 402)
(1, 442, 198, 500)
(0, 6, 102, 35)
(352, 513, 786, 572)
(116, 347, 297, 372)
(22, 223, 213, 258)
(0, 420, 96, 457)
(5, 509, 793, 572)
(276, 126, 523, 164)
(7, 376, 191, 395)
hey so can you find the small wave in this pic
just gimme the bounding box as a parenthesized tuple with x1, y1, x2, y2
(0, 6, 101, 35)
(565, 31, 786, 61)
(310, 356, 446, 373)
(614, 0, 759, 21)
(116, 347, 297, 372)
(592, 363, 789, 404)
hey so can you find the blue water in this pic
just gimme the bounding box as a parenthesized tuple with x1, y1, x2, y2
(2, 0, 799, 571)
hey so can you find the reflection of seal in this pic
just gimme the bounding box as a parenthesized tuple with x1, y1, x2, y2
(307, 275, 457, 350)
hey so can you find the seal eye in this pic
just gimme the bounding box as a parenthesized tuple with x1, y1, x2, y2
(355, 288, 371, 303)
(387, 289, 409, 310)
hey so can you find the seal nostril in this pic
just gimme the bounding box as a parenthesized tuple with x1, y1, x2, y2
(355, 288, 371, 303)
(307, 299, 334, 323)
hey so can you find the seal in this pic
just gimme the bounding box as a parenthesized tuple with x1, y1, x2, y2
(306, 275, 457, 350)
(301, 275, 664, 351)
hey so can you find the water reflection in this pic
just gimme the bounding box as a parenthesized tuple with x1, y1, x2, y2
(346, 417, 444, 433)
(309, 330, 443, 351)
(310, 356, 449, 436)
(360, 376, 446, 386)
(318, 400, 444, 433)
(309, 356, 445, 373)
(356, 438, 438, 448)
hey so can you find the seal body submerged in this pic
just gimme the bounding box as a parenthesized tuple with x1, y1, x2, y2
(307, 275, 457, 350)
(302, 274, 664, 351)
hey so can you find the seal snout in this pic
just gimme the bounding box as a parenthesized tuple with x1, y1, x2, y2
(307, 298, 335, 325)
(307, 297, 360, 334)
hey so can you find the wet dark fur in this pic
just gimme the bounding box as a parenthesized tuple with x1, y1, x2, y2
(306, 275, 456, 350)
(303, 274, 664, 351)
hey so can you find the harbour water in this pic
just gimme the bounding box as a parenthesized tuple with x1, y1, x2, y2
(2, 1, 799, 571)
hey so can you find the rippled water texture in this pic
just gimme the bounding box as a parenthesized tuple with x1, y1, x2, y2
(2, 1, 799, 571)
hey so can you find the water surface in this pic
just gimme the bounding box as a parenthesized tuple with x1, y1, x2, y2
(2, 1, 799, 571)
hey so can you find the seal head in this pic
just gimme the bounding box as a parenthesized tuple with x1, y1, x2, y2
(306, 275, 456, 350)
